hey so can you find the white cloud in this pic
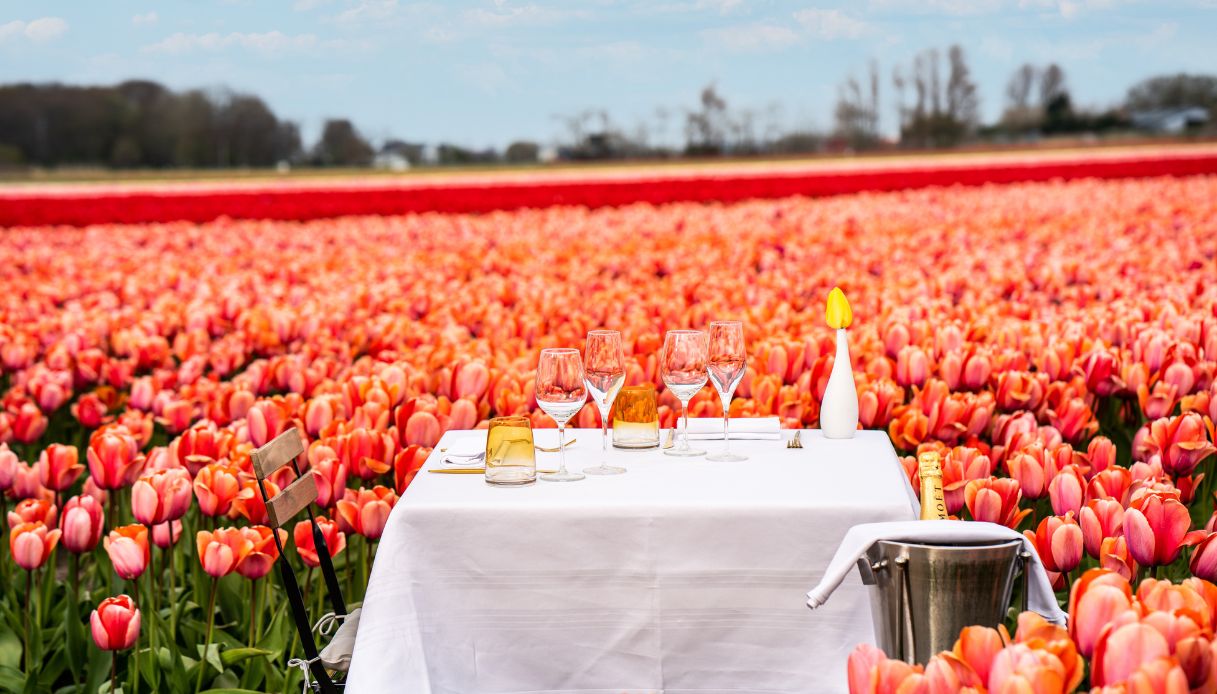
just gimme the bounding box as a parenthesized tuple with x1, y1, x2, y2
(703, 23, 801, 52)
(332, 0, 399, 24)
(792, 8, 870, 39)
(293, 0, 333, 10)
(143, 31, 319, 56)
(460, 3, 584, 26)
(0, 16, 68, 44)
(132, 12, 158, 25)
(457, 61, 511, 94)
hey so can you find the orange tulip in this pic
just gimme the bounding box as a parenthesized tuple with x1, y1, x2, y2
(231, 477, 279, 526)
(1100, 536, 1137, 581)
(59, 494, 104, 554)
(1010, 612, 1084, 692)
(964, 477, 1030, 529)
(1174, 636, 1216, 692)
(941, 447, 992, 515)
(246, 399, 293, 449)
(37, 443, 83, 492)
(131, 467, 193, 526)
(90, 595, 141, 651)
(293, 517, 346, 568)
(952, 625, 1006, 684)
(1124, 492, 1206, 567)
(339, 427, 396, 480)
(335, 485, 397, 541)
(1136, 579, 1213, 630)
(196, 526, 251, 578)
(192, 460, 243, 517)
(86, 425, 146, 490)
(171, 421, 236, 474)
(234, 525, 284, 580)
(7, 498, 57, 528)
(9, 521, 61, 570)
(104, 524, 150, 580)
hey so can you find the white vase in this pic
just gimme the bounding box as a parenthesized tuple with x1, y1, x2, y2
(821, 328, 858, 439)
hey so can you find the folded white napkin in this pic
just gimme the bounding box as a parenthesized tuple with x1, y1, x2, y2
(806, 520, 1067, 625)
(683, 417, 782, 440)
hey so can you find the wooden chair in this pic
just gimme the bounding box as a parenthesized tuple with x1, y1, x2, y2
(253, 426, 359, 693)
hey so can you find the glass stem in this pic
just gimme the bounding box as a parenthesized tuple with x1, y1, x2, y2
(721, 392, 731, 455)
(601, 407, 609, 461)
(557, 425, 567, 474)
(681, 398, 691, 451)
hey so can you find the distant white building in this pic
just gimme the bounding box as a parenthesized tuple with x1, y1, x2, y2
(373, 151, 410, 172)
(1130, 107, 1210, 134)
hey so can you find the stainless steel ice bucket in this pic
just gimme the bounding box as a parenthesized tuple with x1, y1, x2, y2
(856, 539, 1029, 665)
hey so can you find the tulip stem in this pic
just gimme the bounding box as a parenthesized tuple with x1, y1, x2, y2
(168, 522, 176, 647)
(196, 578, 217, 694)
(110, 653, 116, 694)
(248, 579, 257, 648)
(24, 571, 30, 674)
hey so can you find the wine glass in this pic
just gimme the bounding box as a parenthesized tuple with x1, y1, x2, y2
(535, 348, 587, 482)
(661, 330, 708, 457)
(706, 321, 748, 462)
(582, 330, 626, 475)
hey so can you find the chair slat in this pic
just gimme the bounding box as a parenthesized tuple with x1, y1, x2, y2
(252, 427, 305, 481)
(267, 471, 319, 529)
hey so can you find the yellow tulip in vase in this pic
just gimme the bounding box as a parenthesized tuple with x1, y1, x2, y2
(820, 287, 858, 439)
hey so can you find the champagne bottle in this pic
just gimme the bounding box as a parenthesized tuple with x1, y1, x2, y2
(918, 451, 948, 521)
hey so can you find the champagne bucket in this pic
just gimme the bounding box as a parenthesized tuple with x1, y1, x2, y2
(856, 539, 1029, 665)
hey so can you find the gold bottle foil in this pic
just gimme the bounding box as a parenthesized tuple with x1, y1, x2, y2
(918, 451, 948, 521)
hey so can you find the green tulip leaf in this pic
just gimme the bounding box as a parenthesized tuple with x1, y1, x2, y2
(219, 647, 272, 667)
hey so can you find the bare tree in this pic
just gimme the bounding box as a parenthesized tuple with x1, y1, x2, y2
(685, 83, 730, 155)
(945, 45, 979, 130)
(834, 61, 882, 149)
(1039, 64, 1067, 108)
(1006, 64, 1038, 111)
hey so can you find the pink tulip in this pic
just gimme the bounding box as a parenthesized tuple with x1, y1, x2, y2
(0, 443, 18, 490)
(964, 477, 1030, 529)
(1080, 498, 1125, 559)
(59, 495, 105, 553)
(1025, 512, 1083, 574)
(234, 525, 284, 580)
(895, 346, 930, 388)
(335, 485, 397, 541)
(1092, 621, 1171, 687)
(1068, 569, 1135, 657)
(1135, 413, 1217, 479)
(90, 595, 140, 651)
(293, 517, 346, 568)
(151, 519, 183, 548)
(196, 527, 250, 578)
(131, 468, 192, 525)
(404, 411, 441, 448)
(104, 525, 149, 580)
(311, 452, 348, 508)
(1086, 436, 1118, 476)
(12, 402, 48, 444)
(9, 521, 61, 570)
(1048, 464, 1085, 517)
(1125, 492, 1205, 567)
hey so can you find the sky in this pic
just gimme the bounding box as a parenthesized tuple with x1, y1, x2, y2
(1, 0, 1214, 149)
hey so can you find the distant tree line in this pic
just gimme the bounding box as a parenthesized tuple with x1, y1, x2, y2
(1, 65, 1215, 170)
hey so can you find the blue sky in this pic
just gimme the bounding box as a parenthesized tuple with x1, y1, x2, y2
(1, 1, 1213, 149)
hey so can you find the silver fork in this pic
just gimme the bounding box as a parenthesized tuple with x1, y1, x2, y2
(786, 430, 803, 449)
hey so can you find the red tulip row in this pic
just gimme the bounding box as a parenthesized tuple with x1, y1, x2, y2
(1, 172, 1216, 690)
(3, 147, 1217, 227)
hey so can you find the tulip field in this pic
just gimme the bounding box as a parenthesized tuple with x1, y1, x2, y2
(1, 164, 1217, 693)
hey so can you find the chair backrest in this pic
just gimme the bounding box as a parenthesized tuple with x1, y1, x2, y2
(252, 427, 345, 693)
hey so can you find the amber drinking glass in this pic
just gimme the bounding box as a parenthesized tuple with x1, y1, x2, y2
(485, 416, 536, 486)
(611, 385, 660, 449)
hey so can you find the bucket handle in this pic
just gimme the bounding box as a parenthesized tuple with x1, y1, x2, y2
(1019, 551, 1032, 613)
(895, 556, 911, 664)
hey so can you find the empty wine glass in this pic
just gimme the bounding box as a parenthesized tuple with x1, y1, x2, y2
(535, 348, 587, 482)
(661, 330, 708, 457)
(583, 330, 626, 475)
(707, 320, 748, 462)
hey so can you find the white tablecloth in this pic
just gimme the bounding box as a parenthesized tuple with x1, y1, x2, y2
(346, 428, 918, 693)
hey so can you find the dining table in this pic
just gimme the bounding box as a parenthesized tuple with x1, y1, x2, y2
(345, 426, 919, 693)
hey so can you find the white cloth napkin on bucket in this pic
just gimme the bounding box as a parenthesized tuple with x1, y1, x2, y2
(683, 417, 782, 440)
(806, 520, 1067, 625)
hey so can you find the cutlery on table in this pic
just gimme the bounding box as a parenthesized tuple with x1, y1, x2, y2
(442, 438, 577, 465)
